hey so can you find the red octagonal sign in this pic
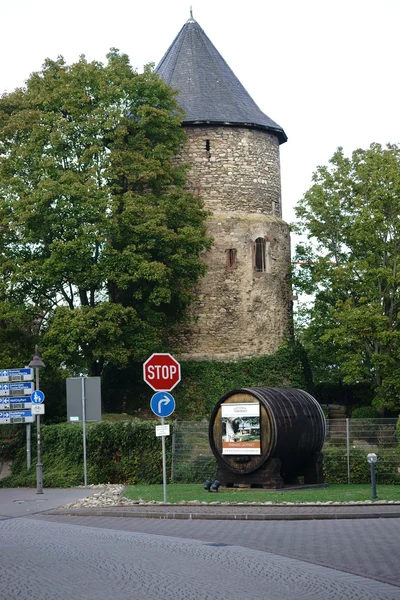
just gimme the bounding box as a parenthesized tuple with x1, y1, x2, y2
(143, 353, 181, 392)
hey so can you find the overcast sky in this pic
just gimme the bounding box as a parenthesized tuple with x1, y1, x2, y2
(2, 0, 399, 226)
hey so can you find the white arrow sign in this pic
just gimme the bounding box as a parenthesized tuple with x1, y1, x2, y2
(158, 395, 171, 414)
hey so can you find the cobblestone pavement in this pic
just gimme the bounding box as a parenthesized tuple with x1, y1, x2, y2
(34, 513, 400, 588)
(1, 516, 400, 600)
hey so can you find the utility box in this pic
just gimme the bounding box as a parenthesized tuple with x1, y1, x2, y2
(66, 377, 101, 423)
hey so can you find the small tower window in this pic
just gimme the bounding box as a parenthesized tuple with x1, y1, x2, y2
(253, 237, 271, 274)
(254, 238, 266, 272)
(205, 139, 210, 152)
(226, 248, 237, 270)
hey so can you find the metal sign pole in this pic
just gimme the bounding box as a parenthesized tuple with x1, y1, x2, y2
(161, 416, 167, 503)
(26, 423, 31, 470)
(81, 377, 87, 488)
(28, 346, 45, 494)
(35, 366, 43, 494)
(346, 418, 350, 485)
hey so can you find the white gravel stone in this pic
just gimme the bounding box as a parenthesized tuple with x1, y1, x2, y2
(62, 483, 400, 508)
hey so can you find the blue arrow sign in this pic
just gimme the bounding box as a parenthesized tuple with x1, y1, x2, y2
(0, 397, 32, 409)
(0, 410, 35, 424)
(0, 368, 33, 382)
(150, 392, 176, 418)
(5, 410, 32, 418)
(0, 396, 29, 404)
(0, 382, 34, 396)
(31, 390, 45, 404)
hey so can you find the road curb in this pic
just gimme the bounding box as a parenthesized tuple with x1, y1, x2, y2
(45, 507, 400, 521)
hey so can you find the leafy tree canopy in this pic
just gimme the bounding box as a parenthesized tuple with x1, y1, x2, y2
(0, 51, 210, 375)
(293, 143, 400, 412)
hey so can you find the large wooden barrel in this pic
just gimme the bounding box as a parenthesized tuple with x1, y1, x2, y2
(209, 387, 326, 478)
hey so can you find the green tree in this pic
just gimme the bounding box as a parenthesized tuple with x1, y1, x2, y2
(293, 143, 400, 412)
(0, 51, 210, 376)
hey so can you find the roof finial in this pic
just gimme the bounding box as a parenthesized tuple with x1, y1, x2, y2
(188, 6, 195, 22)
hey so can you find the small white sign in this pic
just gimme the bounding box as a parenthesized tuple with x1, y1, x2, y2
(156, 424, 170, 437)
(69, 416, 80, 422)
(31, 404, 45, 415)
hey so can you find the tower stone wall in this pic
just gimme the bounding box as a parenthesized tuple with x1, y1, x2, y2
(171, 125, 292, 361)
(180, 126, 282, 216)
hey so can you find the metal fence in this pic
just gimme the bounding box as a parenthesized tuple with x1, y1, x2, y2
(171, 419, 400, 484)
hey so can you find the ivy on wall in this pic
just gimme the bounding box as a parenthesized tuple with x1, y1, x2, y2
(102, 341, 313, 419)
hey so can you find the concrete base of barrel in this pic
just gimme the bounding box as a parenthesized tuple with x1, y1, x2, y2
(216, 452, 325, 489)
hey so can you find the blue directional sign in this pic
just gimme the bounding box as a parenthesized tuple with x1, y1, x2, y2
(0, 410, 35, 424)
(0, 382, 34, 397)
(150, 392, 176, 418)
(31, 390, 45, 404)
(0, 396, 31, 409)
(0, 368, 33, 383)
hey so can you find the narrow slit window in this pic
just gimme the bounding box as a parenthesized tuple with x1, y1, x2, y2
(226, 248, 237, 270)
(205, 139, 211, 152)
(254, 237, 266, 273)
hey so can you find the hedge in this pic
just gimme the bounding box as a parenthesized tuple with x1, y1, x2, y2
(0, 420, 171, 488)
(2, 419, 399, 488)
(323, 446, 400, 485)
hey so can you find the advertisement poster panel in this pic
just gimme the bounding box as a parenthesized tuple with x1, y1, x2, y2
(221, 403, 260, 455)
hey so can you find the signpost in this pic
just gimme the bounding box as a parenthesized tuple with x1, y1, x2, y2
(144, 354, 180, 503)
(0, 410, 35, 424)
(0, 366, 35, 470)
(143, 353, 181, 392)
(66, 377, 102, 488)
(0, 368, 33, 382)
(28, 346, 45, 494)
(31, 390, 45, 404)
(150, 391, 176, 418)
(0, 382, 34, 396)
(0, 396, 34, 410)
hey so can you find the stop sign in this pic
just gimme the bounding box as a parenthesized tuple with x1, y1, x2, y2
(143, 353, 181, 392)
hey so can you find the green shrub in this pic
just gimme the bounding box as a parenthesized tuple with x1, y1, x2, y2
(0, 420, 171, 488)
(323, 446, 400, 485)
(350, 408, 381, 444)
(351, 406, 380, 419)
(173, 455, 217, 484)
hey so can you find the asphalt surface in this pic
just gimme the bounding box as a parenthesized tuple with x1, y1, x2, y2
(0, 487, 105, 519)
(1, 488, 400, 599)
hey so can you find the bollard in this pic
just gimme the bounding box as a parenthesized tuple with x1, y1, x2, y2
(367, 453, 378, 499)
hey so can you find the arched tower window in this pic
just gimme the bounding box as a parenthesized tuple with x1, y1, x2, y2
(253, 237, 271, 274)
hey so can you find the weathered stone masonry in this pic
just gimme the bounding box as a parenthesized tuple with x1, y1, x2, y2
(171, 126, 291, 361)
(179, 127, 282, 216)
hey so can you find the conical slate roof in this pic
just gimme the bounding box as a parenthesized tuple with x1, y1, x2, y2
(155, 16, 287, 144)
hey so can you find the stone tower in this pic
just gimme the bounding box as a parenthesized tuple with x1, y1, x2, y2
(156, 15, 291, 361)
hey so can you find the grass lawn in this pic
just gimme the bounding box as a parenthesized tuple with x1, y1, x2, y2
(124, 483, 400, 504)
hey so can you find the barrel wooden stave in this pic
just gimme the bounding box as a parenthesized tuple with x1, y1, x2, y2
(209, 387, 325, 476)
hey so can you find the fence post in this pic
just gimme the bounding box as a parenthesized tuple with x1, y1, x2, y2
(346, 417, 350, 484)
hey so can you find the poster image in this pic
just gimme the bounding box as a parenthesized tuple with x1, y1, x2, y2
(221, 403, 260, 455)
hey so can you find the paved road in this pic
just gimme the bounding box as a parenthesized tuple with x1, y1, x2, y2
(0, 487, 104, 519)
(1, 514, 400, 600)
